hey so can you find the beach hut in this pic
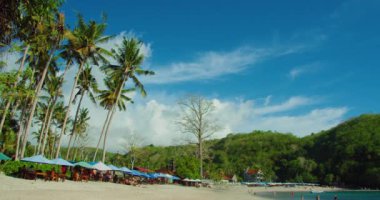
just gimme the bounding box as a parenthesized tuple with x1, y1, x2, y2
(21, 155, 54, 164)
(51, 158, 74, 166)
(92, 161, 112, 171)
(0, 152, 11, 161)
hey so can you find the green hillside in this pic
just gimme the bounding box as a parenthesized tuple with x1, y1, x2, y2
(108, 114, 380, 188)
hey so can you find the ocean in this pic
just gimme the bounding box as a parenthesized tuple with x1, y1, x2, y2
(255, 191, 380, 200)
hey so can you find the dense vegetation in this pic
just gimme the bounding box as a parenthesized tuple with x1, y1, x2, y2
(104, 114, 379, 188)
(0, 0, 153, 162)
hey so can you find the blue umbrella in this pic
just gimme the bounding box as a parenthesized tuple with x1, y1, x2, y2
(74, 161, 94, 169)
(148, 173, 160, 179)
(0, 152, 11, 161)
(51, 158, 74, 166)
(120, 167, 132, 173)
(107, 164, 121, 171)
(130, 170, 150, 178)
(21, 155, 54, 164)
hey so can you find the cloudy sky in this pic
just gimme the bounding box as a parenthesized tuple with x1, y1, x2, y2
(6, 0, 380, 152)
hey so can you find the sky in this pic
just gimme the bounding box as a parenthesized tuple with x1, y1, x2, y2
(5, 0, 380, 152)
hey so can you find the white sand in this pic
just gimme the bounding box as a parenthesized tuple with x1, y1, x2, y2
(0, 174, 340, 200)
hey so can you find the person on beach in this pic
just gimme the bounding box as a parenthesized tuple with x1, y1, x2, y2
(61, 166, 67, 174)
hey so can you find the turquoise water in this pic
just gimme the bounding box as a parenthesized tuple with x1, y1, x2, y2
(255, 191, 380, 200)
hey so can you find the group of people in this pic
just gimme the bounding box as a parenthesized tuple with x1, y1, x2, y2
(16, 165, 176, 187)
(71, 167, 113, 182)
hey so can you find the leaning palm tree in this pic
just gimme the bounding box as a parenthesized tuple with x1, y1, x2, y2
(99, 37, 154, 162)
(48, 101, 65, 158)
(65, 65, 98, 159)
(19, 12, 65, 158)
(92, 78, 134, 161)
(70, 108, 90, 160)
(0, 0, 63, 135)
(55, 15, 112, 159)
(39, 73, 63, 156)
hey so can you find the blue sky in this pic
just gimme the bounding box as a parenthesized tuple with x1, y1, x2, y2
(55, 0, 380, 147)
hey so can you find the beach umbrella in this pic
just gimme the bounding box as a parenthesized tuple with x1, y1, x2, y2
(172, 176, 180, 180)
(0, 152, 11, 161)
(129, 170, 150, 178)
(107, 164, 121, 171)
(120, 167, 132, 173)
(51, 158, 74, 166)
(87, 161, 97, 165)
(148, 173, 160, 179)
(92, 161, 112, 171)
(74, 161, 94, 169)
(21, 155, 54, 164)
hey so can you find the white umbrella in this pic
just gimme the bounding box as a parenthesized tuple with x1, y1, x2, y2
(92, 161, 112, 171)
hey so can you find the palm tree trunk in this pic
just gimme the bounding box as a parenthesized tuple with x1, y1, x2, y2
(92, 113, 110, 161)
(92, 108, 111, 161)
(72, 134, 79, 161)
(65, 91, 84, 160)
(20, 46, 57, 158)
(101, 77, 127, 162)
(40, 101, 56, 156)
(36, 100, 52, 155)
(15, 106, 27, 160)
(55, 61, 84, 159)
(0, 45, 30, 135)
(102, 106, 117, 162)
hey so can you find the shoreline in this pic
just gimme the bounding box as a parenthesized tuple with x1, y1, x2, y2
(0, 174, 377, 200)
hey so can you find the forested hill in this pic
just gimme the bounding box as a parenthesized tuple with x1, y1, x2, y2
(303, 114, 380, 188)
(113, 114, 380, 188)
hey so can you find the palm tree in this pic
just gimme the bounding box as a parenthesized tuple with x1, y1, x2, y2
(49, 101, 65, 158)
(65, 65, 98, 159)
(20, 11, 65, 158)
(99, 37, 154, 162)
(39, 73, 63, 156)
(55, 15, 112, 159)
(0, 0, 57, 134)
(70, 108, 90, 160)
(13, 68, 35, 160)
(92, 78, 134, 161)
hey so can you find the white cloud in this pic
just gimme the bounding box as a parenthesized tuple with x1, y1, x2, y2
(65, 92, 347, 152)
(144, 45, 305, 84)
(253, 96, 313, 115)
(289, 68, 305, 79)
(99, 31, 152, 59)
(288, 63, 321, 79)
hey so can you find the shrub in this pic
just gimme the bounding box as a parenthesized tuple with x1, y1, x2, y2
(0, 161, 54, 175)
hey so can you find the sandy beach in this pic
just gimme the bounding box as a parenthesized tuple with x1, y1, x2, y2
(0, 173, 342, 200)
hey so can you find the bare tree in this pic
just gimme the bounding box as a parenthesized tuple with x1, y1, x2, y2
(177, 95, 219, 178)
(123, 132, 143, 169)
